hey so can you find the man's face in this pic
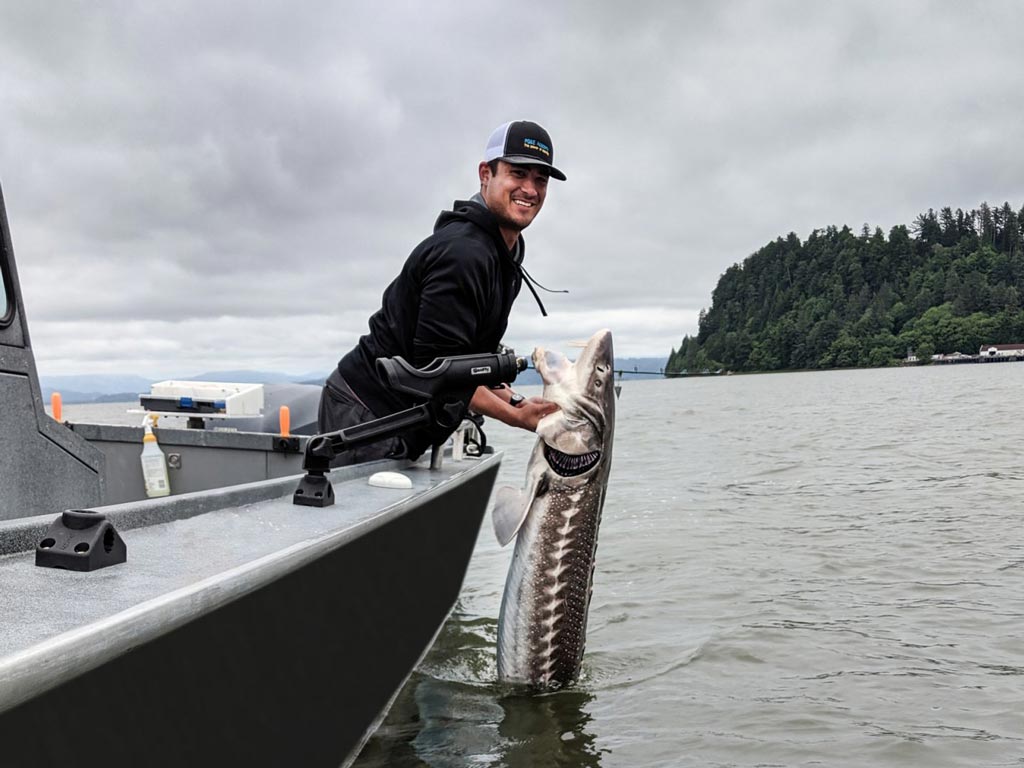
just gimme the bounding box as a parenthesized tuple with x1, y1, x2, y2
(479, 160, 550, 233)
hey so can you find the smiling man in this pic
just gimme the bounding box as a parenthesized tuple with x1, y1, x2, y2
(318, 120, 566, 465)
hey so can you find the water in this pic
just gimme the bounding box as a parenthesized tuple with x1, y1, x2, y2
(62, 366, 1024, 766)
(351, 364, 1024, 768)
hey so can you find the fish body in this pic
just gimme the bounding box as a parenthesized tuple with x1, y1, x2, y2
(494, 329, 615, 687)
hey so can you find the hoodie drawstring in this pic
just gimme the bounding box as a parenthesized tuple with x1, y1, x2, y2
(517, 264, 568, 317)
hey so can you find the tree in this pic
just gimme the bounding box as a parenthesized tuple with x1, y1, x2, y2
(914, 209, 942, 246)
(673, 200, 1024, 371)
(939, 207, 958, 246)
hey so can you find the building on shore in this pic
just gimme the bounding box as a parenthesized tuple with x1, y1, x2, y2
(902, 344, 1024, 366)
(979, 344, 1024, 359)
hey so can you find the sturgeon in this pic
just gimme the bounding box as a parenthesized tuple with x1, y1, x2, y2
(493, 328, 615, 688)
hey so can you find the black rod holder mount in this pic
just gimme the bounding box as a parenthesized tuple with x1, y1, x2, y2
(35, 509, 127, 572)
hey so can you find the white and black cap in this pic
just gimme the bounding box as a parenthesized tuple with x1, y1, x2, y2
(483, 120, 567, 181)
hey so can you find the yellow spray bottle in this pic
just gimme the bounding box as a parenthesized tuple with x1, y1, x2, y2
(140, 414, 170, 498)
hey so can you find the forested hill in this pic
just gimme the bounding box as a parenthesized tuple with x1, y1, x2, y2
(668, 202, 1024, 373)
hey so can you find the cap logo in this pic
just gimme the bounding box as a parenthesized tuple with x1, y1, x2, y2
(522, 137, 551, 158)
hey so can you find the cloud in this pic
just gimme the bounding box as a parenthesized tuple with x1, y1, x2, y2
(1, 0, 1022, 376)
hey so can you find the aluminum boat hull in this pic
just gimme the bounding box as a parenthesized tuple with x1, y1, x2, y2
(0, 455, 500, 768)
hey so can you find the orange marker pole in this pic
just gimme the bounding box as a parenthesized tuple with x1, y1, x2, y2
(51, 392, 63, 422)
(279, 405, 291, 437)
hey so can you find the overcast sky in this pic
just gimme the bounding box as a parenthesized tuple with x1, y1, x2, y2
(2, 1, 1022, 378)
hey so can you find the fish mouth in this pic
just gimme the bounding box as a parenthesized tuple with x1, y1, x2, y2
(543, 445, 601, 477)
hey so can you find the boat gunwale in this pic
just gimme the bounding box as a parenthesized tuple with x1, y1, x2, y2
(0, 445, 411, 557)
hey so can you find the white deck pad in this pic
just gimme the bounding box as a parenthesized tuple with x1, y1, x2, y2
(368, 471, 413, 489)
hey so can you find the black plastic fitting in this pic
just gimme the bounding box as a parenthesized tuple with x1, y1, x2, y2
(35, 509, 128, 572)
(292, 472, 335, 508)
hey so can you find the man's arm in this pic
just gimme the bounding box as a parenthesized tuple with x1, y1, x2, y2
(469, 386, 559, 432)
(412, 243, 493, 364)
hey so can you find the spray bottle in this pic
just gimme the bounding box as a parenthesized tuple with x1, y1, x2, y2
(140, 414, 170, 498)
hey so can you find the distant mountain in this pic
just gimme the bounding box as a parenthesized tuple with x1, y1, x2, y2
(39, 375, 155, 404)
(294, 370, 331, 384)
(184, 370, 308, 385)
(39, 374, 154, 395)
(92, 392, 144, 404)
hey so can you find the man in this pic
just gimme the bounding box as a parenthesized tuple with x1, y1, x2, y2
(318, 120, 565, 464)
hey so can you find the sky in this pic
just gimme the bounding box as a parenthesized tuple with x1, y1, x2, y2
(1, 1, 1022, 378)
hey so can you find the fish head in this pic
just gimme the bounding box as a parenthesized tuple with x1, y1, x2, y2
(491, 330, 615, 546)
(533, 329, 615, 481)
(571, 327, 614, 399)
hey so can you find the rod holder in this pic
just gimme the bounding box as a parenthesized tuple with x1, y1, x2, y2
(293, 471, 335, 507)
(36, 509, 127, 572)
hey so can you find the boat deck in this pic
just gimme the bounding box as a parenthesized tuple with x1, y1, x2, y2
(0, 452, 499, 725)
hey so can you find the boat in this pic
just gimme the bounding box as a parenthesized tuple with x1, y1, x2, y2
(0, 180, 507, 767)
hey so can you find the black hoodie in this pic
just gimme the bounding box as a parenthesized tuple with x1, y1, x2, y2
(335, 200, 524, 458)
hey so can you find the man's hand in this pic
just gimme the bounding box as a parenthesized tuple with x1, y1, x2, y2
(469, 386, 560, 432)
(514, 397, 560, 431)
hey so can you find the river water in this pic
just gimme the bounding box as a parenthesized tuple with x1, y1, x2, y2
(64, 364, 1024, 766)
(351, 363, 1024, 768)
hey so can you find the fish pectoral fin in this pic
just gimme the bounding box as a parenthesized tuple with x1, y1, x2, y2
(492, 485, 534, 546)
